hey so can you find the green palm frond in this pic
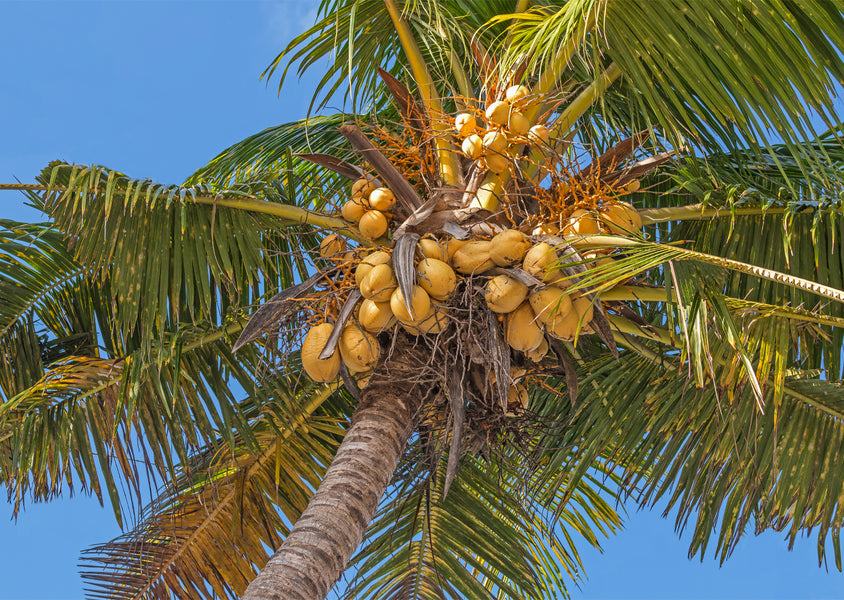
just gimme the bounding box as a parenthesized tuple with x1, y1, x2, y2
(346, 436, 622, 600)
(79, 384, 350, 600)
(500, 0, 844, 182)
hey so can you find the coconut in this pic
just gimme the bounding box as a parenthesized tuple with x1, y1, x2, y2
(483, 152, 510, 174)
(485, 100, 511, 127)
(301, 323, 341, 382)
(531, 222, 560, 236)
(461, 134, 484, 160)
(369, 187, 396, 211)
(505, 85, 530, 104)
(545, 308, 580, 340)
(360, 263, 397, 302)
(572, 295, 595, 325)
(455, 112, 477, 137)
(338, 323, 380, 372)
(507, 383, 529, 410)
(452, 240, 495, 275)
(523, 242, 564, 284)
(356, 371, 373, 389)
(342, 197, 367, 223)
(485, 274, 528, 313)
(525, 336, 549, 362)
(352, 176, 377, 198)
(626, 179, 641, 192)
(482, 130, 509, 154)
(359, 210, 389, 240)
(416, 258, 456, 300)
(508, 111, 531, 136)
(506, 302, 545, 352)
(390, 285, 432, 324)
(418, 237, 448, 262)
(528, 124, 550, 146)
(490, 229, 531, 266)
(444, 236, 469, 264)
(562, 209, 602, 237)
(319, 234, 347, 259)
(529, 287, 573, 326)
(404, 305, 449, 335)
(355, 250, 391, 286)
(600, 201, 642, 235)
(358, 298, 396, 332)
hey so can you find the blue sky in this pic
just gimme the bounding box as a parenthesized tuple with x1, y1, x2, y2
(1, 2, 842, 599)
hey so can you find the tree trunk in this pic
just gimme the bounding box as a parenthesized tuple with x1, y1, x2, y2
(242, 338, 427, 600)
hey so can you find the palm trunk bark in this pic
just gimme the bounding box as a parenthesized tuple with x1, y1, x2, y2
(242, 338, 427, 600)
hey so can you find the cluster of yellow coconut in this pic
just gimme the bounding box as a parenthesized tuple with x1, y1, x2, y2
(341, 176, 397, 239)
(455, 85, 550, 174)
(302, 228, 614, 386)
(533, 197, 643, 237)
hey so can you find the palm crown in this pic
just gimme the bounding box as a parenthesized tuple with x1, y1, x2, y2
(2, 1, 844, 599)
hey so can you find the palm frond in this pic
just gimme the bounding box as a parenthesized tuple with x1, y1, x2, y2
(79, 383, 349, 600)
(346, 434, 622, 600)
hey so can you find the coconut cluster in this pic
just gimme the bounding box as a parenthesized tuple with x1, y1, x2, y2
(455, 85, 550, 174)
(532, 198, 643, 238)
(341, 176, 397, 239)
(301, 229, 603, 390)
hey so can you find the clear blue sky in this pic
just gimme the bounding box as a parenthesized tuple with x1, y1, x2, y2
(1, 2, 841, 599)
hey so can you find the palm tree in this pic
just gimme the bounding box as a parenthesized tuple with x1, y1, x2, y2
(3, 1, 844, 599)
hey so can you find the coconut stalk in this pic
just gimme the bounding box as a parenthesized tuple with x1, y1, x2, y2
(241, 334, 428, 600)
(639, 204, 796, 223)
(383, 0, 461, 187)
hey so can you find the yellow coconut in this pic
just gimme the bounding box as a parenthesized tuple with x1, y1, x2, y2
(525, 336, 549, 362)
(301, 322, 341, 382)
(489, 229, 531, 266)
(319, 234, 347, 259)
(338, 323, 380, 372)
(461, 134, 484, 160)
(359, 210, 389, 240)
(369, 187, 396, 211)
(358, 298, 396, 332)
(572, 295, 595, 325)
(505, 85, 530, 104)
(523, 242, 564, 284)
(360, 263, 397, 302)
(483, 151, 510, 174)
(418, 237, 448, 262)
(529, 287, 573, 326)
(531, 222, 560, 236)
(352, 176, 377, 198)
(452, 240, 495, 275)
(390, 285, 432, 324)
(342, 197, 367, 223)
(600, 201, 643, 235)
(416, 258, 456, 300)
(404, 305, 449, 335)
(444, 236, 469, 264)
(528, 124, 550, 146)
(356, 371, 373, 389)
(562, 209, 602, 237)
(508, 111, 531, 136)
(355, 250, 392, 286)
(506, 302, 545, 352)
(485, 274, 528, 313)
(485, 100, 511, 127)
(455, 112, 477, 137)
(482, 130, 509, 155)
(507, 383, 529, 410)
(626, 179, 641, 193)
(545, 308, 580, 340)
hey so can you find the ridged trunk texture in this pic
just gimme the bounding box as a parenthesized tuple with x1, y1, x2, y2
(242, 339, 427, 600)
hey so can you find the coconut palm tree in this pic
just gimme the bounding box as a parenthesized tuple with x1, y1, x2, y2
(3, 1, 844, 599)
